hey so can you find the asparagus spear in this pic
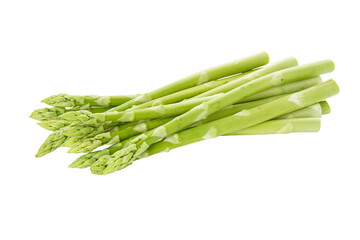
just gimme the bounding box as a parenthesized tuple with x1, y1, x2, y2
(142, 118, 321, 156)
(95, 79, 338, 174)
(240, 76, 322, 102)
(122, 72, 251, 110)
(35, 130, 67, 157)
(60, 95, 219, 125)
(31, 105, 111, 122)
(30, 107, 67, 121)
(106, 52, 270, 112)
(37, 120, 71, 131)
(42, 94, 137, 108)
(193, 57, 298, 98)
(92, 60, 335, 174)
(225, 118, 321, 135)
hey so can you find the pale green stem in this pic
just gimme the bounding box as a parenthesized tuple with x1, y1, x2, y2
(106, 52, 270, 112)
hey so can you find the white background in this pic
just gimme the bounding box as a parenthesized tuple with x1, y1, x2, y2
(1, 0, 359, 239)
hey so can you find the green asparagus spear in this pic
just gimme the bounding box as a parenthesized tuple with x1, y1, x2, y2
(60, 95, 219, 125)
(106, 52, 270, 112)
(42, 94, 137, 108)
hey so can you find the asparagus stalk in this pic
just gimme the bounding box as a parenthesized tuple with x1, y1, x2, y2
(141, 118, 321, 157)
(123, 70, 255, 110)
(225, 118, 321, 135)
(93, 60, 335, 174)
(96, 79, 338, 174)
(106, 52, 270, 112)
(240, 76, 322, 102)
(60, 95, 219, 125)
(193, 57, 298, 98)
(42, 94, 137, 108)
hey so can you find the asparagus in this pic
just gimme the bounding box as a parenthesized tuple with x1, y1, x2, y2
(60, 95, 219, 125)
(141, 118, 321, 157)
(240, 76, 322, 102)
(225, 118, 321, 135)
(275, 102, 322, 119)
(193, 57, 298, 98)
(98, 79, 338, 174)
(30, 107, 67, 121)
(37, 120, 71, 131)
(123, 72, 249, 110)
(42, 94, 137, 108)
(106, 52, 270, 112)
(93, 60, 335, 174)
(68, 118, 171, 153)
(31, 105, 111, 122)
(35, 130, 67, 157)
(320, 101, 331, 114)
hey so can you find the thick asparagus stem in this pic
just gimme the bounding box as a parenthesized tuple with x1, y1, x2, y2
(42, 94, 137, 108)
(118, 72, 252, 110)
(106, 52, 270, 112)
(95, 60, 335, 174)
(142, 118, 321, 157)
(225, 118, 321, 135)
(193, 57, 298, 98)
(240, 76, 322, 102)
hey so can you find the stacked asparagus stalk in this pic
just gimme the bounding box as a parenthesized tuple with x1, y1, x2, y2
(30, 52, 340, 175)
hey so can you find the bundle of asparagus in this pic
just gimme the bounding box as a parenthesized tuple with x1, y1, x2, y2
(30, 52, 340, 175)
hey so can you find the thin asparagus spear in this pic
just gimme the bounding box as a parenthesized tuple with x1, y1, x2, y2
(35, 130, 67, 157)
(30, 107, 67, 121)
(31, 105, 111, 122)
(37, 120, 71, 131)
(96, 79, 338, 174)
(126, 71, 254, 110)
(225, 118, 321, 135)
(60, 95, 220, 125)
(193, 57, 298, 98)
(142, 118, 321, 156)
(240, 76, 322, 102)
(106, 52, 270, 112)
(94, 60, 335, 174)
(42, 94, 137, 108)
